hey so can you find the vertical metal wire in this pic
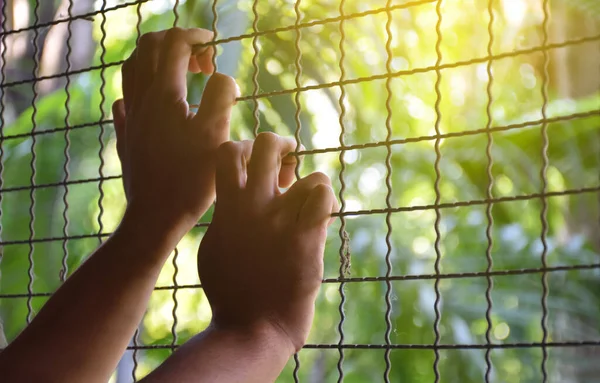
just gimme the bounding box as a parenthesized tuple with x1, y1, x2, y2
(131, 4, 143, 379)
(26, 0, 42, 325)
(292, 1, 303, 380)
(211, 0, 219, 72)
(432, 0, 443, 380)
(251, 0, 260, 137)
(484, 1, 495, 381)
(0, 0, 9, 248)
(539, 0, 550, 380)
(97, 1, 108, 245)
(60, 0, 75, 283)
(383, 1, 394, 382)
(170, 0, 181, 354)
(336, 0, 348, 381)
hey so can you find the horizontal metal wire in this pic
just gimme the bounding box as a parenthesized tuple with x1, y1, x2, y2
(1, 120, 112, 142)
(0, 175, 122, 193)
(124, 340, 600, 351)
(1, 34, 597, 94)
(3, 109, 594, 149)
(294, 111, 600, 156)
(193, 0, 436, 48)
(2, 262, 598, 298)
(0, 0, 433, 44)
(0, 186, 597, 246)
(0, 222, 210, 246)
(0, 110, 596, 195)
(332, 186, 600, 218)
(235, 35, 600, 102)
(0, 61, 123, 89)
(0, 0, 149, 38)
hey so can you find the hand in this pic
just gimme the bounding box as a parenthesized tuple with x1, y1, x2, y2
(198, 133, 338, 353)
(112, 27, 239, 237)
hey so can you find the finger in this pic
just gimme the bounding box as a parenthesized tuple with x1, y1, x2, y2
(112, 99, 126, 160)
(189, 45, 215, 74)
(246, 133, 297, 203)
(188, 55, 201, 73)
(133, 31, 167, 112)
(216, 140, 253, 201)
(278, 144, 305, 189)
(191, 73, 239, 146)
(298, 183, 337, 230)
(281, 171, 331, 213)
(197, 46, 215, 74)
(156, 28, 214, 102)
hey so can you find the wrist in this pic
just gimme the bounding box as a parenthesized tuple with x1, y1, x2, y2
(210, 319, 297, 358)
(116, 204, 188, 259)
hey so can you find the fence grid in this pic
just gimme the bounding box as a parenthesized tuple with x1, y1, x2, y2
(0, 0, 599, 382)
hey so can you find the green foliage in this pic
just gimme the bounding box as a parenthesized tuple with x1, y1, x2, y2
(1, 0, 599, 382)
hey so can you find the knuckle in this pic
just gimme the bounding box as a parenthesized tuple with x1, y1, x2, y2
(314, 183, 332, 195)
(217, 141, 240, 161)
(309, 171, 331, 186)
(254, 131, 279, 149)
(138, 32, 160, 49)
(163, 27, 186, 44)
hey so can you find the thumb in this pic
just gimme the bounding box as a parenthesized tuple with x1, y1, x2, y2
(192, 72, 240, 144)
(298, 184, 338, 230)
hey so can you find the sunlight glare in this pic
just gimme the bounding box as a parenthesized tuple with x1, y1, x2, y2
(358, 166, 383, 195)
(494, 322, 510, 340)
(501, 0, 527, 26)
(306, 84, 342, 150)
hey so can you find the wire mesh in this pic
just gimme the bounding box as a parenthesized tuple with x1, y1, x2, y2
(0, 0, 599, 381)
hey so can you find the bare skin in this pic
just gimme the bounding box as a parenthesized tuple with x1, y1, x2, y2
(0, 27, 337, 383)
(143, 135, 338, 382)
(0, 27, 234, 382)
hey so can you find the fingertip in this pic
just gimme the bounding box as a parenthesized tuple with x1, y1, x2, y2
(112, 99, 126, 124)
(299, 183, 336, 229)
(188, 55, 202, 73)
(278, 162, 296, 189)
(112, 98, 124, 113)
(205, 73, 239, 105)
(197, 46, 216, 74)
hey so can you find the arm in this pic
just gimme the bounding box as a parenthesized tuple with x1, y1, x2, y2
(142, 324, 293, 382)
(0, 27, 238, 383)
(142, 134, 338, 382)
(0, 209, 180, 382)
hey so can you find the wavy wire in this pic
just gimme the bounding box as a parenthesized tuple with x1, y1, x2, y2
(60, 0, 75, 284)
(383, 0, 394, 381)
(131, 4, 143, 380)
(0, 0, 8, 252)
(251, 0, 260, 137)
(539, 0, 551, 380)
(292, 0, 304, 380)
(26, 0, 42, 325)
(170, 0, 181, 356)
(432, 0, 443, 380)
(336, 0, 348, 381)
(484, 0, 495, 381)
(97, 2, 107, 245)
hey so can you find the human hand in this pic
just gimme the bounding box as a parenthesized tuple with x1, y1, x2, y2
(198, 133, 338, 353)
(112, 27, 239, 237)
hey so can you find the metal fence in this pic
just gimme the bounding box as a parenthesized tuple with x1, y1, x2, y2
(0, 0, 599, 382)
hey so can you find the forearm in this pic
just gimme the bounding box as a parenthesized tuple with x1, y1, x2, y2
(0, 208, 183, 382)
(141, 323, 294, 383)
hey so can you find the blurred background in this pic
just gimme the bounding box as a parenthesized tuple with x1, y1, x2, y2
(0, 0, 599, 382)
